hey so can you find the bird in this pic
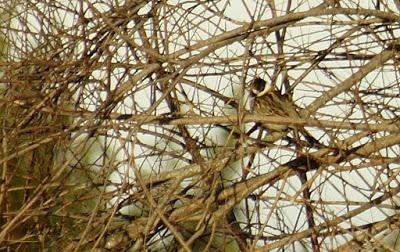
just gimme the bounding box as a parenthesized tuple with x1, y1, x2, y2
(250, 77, 317, 144)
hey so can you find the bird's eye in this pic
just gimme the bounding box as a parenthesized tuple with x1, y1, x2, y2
(254, 79, 266, 92)
(255, 84, 263, 91)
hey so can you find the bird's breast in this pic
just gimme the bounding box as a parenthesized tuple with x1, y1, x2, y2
(253, 93, 300, 131)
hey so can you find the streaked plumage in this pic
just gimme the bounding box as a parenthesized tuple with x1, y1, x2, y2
(251, 77, 300, 132)
(249, 77, 320, 146)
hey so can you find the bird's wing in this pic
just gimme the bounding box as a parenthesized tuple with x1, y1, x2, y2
(271, 92, 301, 118)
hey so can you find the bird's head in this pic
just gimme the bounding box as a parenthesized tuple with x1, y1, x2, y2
(250, 77, 273, 97)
